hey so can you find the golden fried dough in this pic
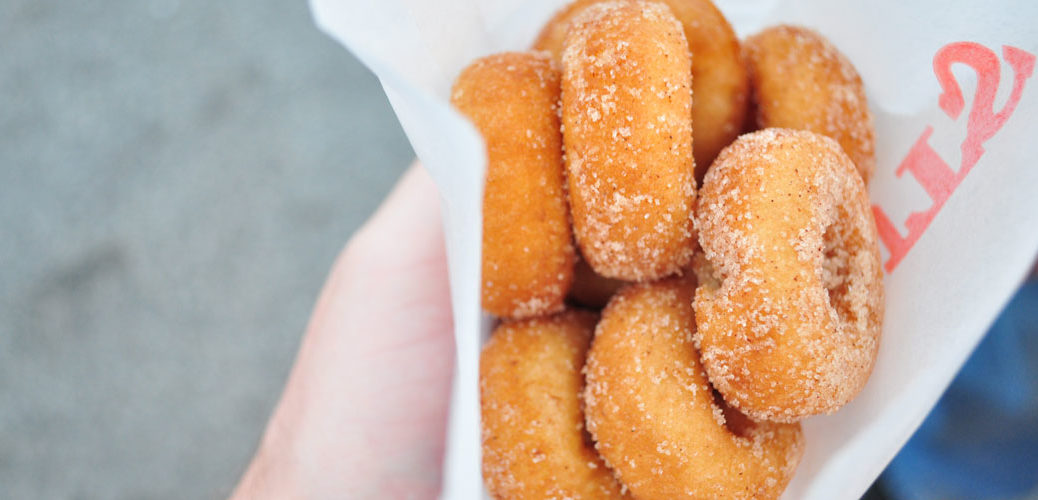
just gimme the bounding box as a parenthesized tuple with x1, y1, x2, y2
(561, 1, 696, 281)
(695, 129, 884, 422)
(745, 25, 876, 183)
(481, 311, 630, 499)
(452, 52, 575, 318)
(535, 0, 748, 182)
(585, 278, 804, 499)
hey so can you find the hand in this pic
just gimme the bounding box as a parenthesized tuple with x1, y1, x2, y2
(230, 163, 454, 499)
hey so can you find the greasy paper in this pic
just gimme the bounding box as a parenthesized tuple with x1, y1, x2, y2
(310, 0, 1038, 497)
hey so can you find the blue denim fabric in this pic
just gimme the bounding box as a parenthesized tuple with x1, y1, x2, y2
(883, 280, 1038, 499)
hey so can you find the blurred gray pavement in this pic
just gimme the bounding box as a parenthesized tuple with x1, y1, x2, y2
(0, 0, 413, 498)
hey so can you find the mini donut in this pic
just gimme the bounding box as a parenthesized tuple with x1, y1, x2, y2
(745, 25, 876, 183)
(535, 0, 748, 183)
(584, 277, 804, 499)
(694, 128, 884, 422)
(480, 311, 630, 499)
(452, 52, 575, 318)
(561, 1, 696, 281)
(568, 256, 627, 309)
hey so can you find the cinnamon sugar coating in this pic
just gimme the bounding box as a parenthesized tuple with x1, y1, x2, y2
(745, 25, 876, 183)
(481, 311, 631, 499)
(536, 0, 748, 182)
(694, 129, 884, 422)
(452, 52, 575, 318)
(585, 277, 804, 499)
(561, 1, 696, 281)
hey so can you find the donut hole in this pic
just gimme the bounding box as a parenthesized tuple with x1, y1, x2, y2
(821, 222, 858, 327)
(712, 388, 753, 437)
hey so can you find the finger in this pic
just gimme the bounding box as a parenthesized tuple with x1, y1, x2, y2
(266, 162, 453, 498)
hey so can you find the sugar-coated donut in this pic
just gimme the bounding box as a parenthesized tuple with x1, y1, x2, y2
(585, 277, 804, 499)
(561, 1, 696, 281)
(452, 52, 575, 318)
(481, 311, 630, 499)
(745, 25, 876, 183)
(536, 0, 748, 182)
(694, 129, 884, 422)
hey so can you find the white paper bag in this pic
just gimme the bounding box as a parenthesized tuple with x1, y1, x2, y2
(310, 0, 1038, 497)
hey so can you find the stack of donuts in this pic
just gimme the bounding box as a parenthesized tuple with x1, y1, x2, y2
(452, 0, 884, 498)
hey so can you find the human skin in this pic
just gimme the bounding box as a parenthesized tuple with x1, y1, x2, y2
(230, 163, 454, 500)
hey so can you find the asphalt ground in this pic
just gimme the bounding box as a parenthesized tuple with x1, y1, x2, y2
(0, 1, 412, 497)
